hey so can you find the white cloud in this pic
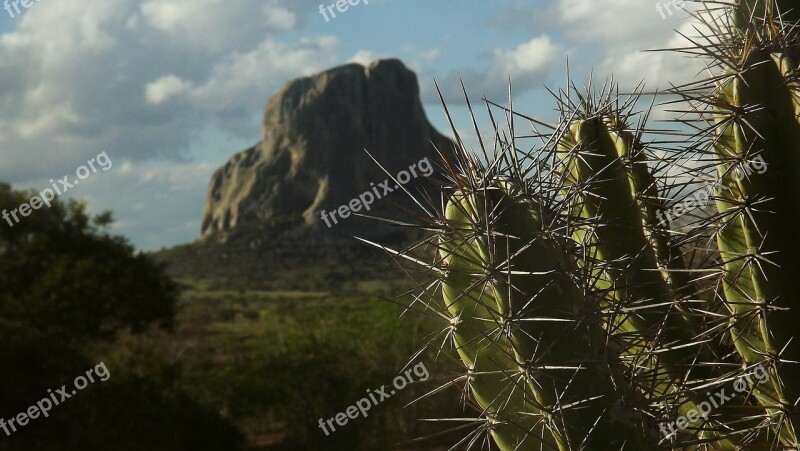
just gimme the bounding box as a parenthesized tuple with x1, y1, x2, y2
(595, 6, 715, 91)
(139, 0, 298, 52)
(265, 5, 298, 31)
(421, 35, 562, 105)
(558, 0, 680, 43)
(145, 75, 194, 104)
(0, 0, 726, 250)
(486, 0, 707, 91)
(421, 48, 441, 61)
(185, 36, 340, 112)
(349, 50, 377, 66)
(487, 35, 560, 84)
(0, 0, 339, 179)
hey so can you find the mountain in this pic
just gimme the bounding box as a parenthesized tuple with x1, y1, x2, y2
(201, 58, 454, 241)
(156, 59, 454, 290)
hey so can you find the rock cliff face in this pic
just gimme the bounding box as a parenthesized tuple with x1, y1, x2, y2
(201, 59, 453, 239)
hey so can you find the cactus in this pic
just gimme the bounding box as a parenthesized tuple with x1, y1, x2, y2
(554, 112, 742, 449)
(365, 0, 800, 449)
(704, 0, 800, 442)
(437, 183, 563, 450)
(437, 172, 653, 449)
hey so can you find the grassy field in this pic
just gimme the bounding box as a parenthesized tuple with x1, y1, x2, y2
(156, 269, 463, 450)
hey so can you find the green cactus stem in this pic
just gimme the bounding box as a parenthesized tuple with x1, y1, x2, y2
(440, 183, 651, 450)
(734, 0, 800, 31)
(555, 116, 737, 449)
(713, 44, 800, 446)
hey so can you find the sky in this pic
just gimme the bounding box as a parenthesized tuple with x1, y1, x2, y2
(0, 0, 709, 251)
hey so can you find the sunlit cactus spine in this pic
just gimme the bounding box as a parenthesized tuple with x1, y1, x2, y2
(438, 183, 562, 450)
(372, 88, 757, 448)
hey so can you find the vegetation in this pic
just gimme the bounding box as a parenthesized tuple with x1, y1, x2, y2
(0, 182, 242, 450)
(173, 283, 462, 450)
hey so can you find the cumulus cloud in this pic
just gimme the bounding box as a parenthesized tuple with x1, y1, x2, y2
(138, 0, 299, 51)
(422, 35, 562, 104)
(0, 0, 338, 179)
(488, 36, 561, 85)
(145, 75, 194, 105)
(421, 48, 441, 61)
(478, 0, 713, 112)
(0, 0, 339, 248)
(558, 0, 659, 43)
(185, 36, 339, 114)
(349, 50, 379, 66)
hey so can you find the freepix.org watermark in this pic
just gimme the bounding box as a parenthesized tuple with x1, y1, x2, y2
(318, 0, 368, 22)
(655, 155, 767, 227)
(3, 0, 42, 19)
(659, 363, 770, 439)
(320, 157, 433, 228)
(0, 362, 111, 437)
(317, 361, 429, 436)
(2, 151, 112, 228)
(655, 0, 686, 19)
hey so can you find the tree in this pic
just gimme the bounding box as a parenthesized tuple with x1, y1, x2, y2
(0, 182, 176, 343)
(0, 182, 242, 450)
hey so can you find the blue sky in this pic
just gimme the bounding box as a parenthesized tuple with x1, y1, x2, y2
(0, 0, 705, 250)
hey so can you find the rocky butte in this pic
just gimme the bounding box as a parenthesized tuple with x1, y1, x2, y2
(201, 58, 454, 242)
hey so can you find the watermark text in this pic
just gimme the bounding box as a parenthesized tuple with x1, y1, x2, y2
(2, 151, 112, 228)
(320, 156, 433, 228)
(656, 155, 767, 227)
(318, 0, 369, 22)
(0, 362, 111, 437)
(659, 363, 769, 439)
(317, 361, 429, 436)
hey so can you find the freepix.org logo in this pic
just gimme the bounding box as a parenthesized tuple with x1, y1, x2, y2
(655, 0, 686, 19)
(659, 364, 770, 439)
(3, 0, 42, 19)
(318, 0, 369, 22)
(320, 157, 433, 228)
(317, 361, 429, 436)
(655, 155, 767, 227)
(0, 362, 111, 437)
(2, 151, 112, 228)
